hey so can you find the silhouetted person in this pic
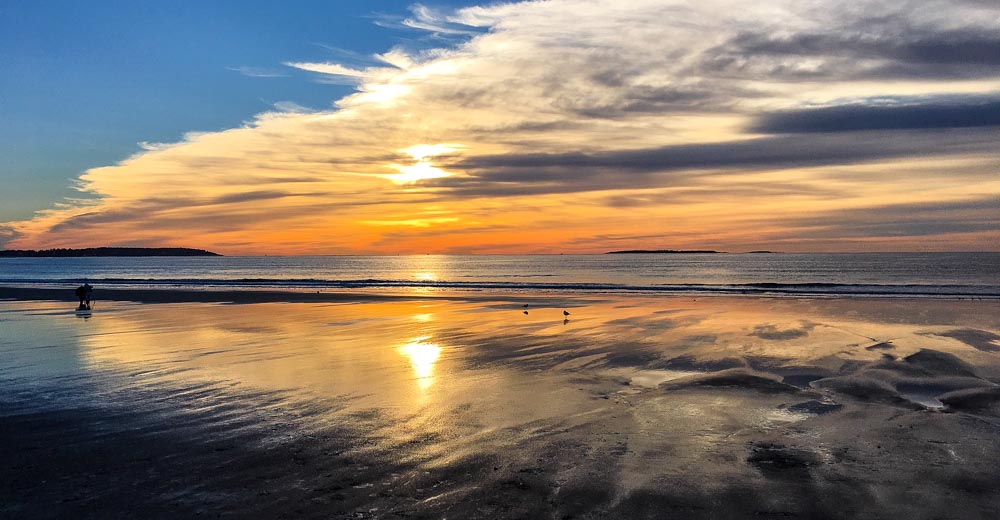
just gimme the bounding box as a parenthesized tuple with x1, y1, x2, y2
(75, 285, 86, 309)
(75, 283, 94, 310)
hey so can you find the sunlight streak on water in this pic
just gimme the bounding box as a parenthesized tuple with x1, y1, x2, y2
(398, 336, 441, 391)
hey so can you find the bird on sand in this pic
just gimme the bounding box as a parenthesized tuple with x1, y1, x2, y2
(563, 310, 570, 317)
(523, 310, 529, 315)
(522, 304, 529, 308)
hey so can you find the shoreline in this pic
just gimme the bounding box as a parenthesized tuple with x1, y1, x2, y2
(0, 285, 461, 304)
(2, 284, 997, 305)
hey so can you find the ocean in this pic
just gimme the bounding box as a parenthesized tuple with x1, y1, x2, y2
(1, 252, 998, 297)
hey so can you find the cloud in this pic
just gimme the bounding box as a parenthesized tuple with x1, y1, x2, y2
(283, 62, 365, 77)
(271, 101, 312, 114)
(402, 4, 480, 35)
(775, 197, 1000, 239)
(227, 66, 288, 78)
(374, 3, 484, 37)
(375, 48, 415, 70)
(0, 224, 20, 248)
(708, 30, 1000, 81)
(284, 61, 368, 80)
(752, 96, 1000, 133)
(438, 130, 996, 198)
(700, 1, 1000, 81)
(4, 0, 1000, 254)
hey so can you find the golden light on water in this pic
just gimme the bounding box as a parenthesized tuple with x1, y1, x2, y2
(398, 336, 442, 391)
(405, 255, 447, 293)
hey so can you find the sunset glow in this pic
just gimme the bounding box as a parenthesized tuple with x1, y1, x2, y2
(2, 0, 998, 254)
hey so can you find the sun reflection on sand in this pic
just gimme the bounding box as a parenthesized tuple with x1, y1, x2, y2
(398, 336, 441, 391)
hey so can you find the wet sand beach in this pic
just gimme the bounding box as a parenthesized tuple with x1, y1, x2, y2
(2, 290, 1000, 518)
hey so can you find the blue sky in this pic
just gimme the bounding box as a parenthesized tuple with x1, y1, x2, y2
(0, 0, 475, 221)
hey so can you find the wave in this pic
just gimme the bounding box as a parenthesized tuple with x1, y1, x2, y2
(1, 277, 997, 297)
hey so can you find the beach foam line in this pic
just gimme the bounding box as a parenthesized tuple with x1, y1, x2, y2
(0, 286, 434, 304)
(1, 278, 998, 298)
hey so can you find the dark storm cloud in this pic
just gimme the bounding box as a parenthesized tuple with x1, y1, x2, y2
(731, 30, 1000, 66)
(40, 190, 403, 236)
(775, 197, 1000, 240)
(0, 225, 21, 248)
(752, 97, 1000, 133)
(431, 129, 995, 197)
(805, 197, 1000, 222)
(706, 27, 1000, 80)
(807, 220, 998, 239)
(892, 33, 1000, 66)
(44, 208, 159, 234)
(602, 182, 846, 208)
(210, 190, 298, 205)
(552, 82, 764, 118)
(44, 191, 309, 229)
(457, 132, 989, 172)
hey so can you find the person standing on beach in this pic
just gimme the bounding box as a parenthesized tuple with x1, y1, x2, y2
(75, 284, 87, 309)
(75, 283, 94, 310)
(83, 283, 93, 309)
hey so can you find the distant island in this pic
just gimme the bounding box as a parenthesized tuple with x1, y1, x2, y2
(0, 247, 221, 257)
(606, 249, 722, 254)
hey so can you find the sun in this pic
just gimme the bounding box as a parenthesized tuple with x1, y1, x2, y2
(388, 162, 452, 184)
(383, 143, 465, 184)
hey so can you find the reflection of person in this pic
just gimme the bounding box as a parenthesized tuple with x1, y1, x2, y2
(75, 283, 94, 310)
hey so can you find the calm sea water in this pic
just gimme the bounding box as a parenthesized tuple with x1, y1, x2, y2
(1, 253, 998, 297)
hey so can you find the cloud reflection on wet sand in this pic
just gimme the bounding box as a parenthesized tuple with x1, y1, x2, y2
(2, 296, 1000, 518)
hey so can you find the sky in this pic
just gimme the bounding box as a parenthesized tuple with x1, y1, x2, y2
(1, 0, 998, 254)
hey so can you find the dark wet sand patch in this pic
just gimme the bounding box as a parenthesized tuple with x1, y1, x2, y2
(936, 329, 1000, 353)
(940, 386, 1000, 413)
(657, 354, 745, 372)
(903, 349, 978, 377)
(660, 369, 804, 394)
(782, 373, 827, 388)
(787, 400, 843, 415)
(749, 320, 817, 341)
(811, 375, 918, 407)
(747, 442, 821, 478)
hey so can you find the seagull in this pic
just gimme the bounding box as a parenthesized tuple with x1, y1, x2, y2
(522, 304, 529, 308)
(563, 310, 570, 317)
